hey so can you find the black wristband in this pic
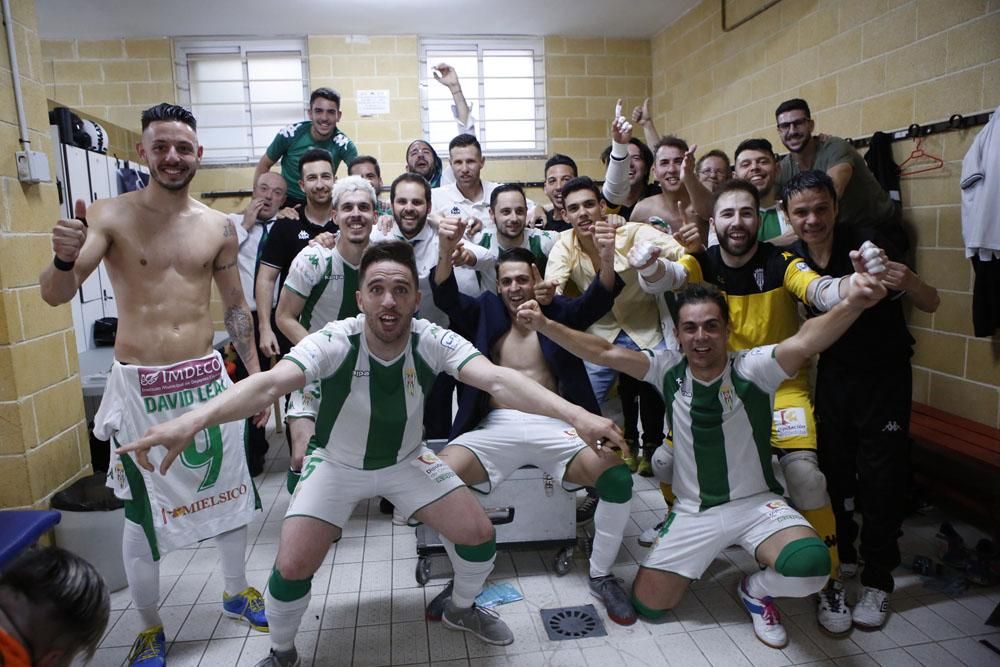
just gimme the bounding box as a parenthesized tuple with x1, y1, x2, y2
(53, 256, 75, 271)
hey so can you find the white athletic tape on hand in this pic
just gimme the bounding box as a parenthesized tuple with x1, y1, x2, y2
(629, 242, 660, 276)
(860, 240, 886, 274)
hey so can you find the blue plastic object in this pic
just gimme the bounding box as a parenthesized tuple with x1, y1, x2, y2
(0, 510, 61, 568)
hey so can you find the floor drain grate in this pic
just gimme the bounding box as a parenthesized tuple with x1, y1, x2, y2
(540, 604, 607, 641)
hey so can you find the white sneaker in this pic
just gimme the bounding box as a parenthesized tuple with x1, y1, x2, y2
(839, 562, 859, 580)
(853, 586, 889, 629)
(816, 583, 852, 635)
(392, 508, 408, 526)
(738, 576, 787, 648)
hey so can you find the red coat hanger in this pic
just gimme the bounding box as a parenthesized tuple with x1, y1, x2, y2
(898, 136, 944, 176)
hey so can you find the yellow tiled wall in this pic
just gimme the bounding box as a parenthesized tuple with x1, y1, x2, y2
(1, 0, 91, 508)
(650, 0, 1000, 427)
(40, 37, 175, 133)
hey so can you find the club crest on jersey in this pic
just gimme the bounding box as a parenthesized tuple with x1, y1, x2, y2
(720, 385, 734, 411)
(404, 367, 416, 396)
(753, 267, 765, 291)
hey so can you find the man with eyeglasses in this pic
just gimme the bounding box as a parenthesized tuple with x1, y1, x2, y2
(695, 150, 731, 193)
(774, 98, 901, 240)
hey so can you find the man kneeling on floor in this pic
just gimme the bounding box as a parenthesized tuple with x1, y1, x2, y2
(119, 241, 624, 666)
(428, 210, 637, 625)
(516, 276, 886, 648)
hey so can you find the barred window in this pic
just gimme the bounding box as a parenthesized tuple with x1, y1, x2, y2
(419, 37, 546, 156)
(174, 38, 308, 163)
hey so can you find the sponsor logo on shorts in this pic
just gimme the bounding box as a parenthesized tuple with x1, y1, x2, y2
(160, 483, 248, 524)
(413, 452, 456, 484)
(773, 407, 808, 438)
(138, 357, 223, 397)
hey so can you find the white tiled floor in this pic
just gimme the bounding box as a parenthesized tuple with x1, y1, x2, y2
(86, 424, 1000, 666)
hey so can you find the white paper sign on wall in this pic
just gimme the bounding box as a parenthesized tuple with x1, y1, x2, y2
(357, 90, 390, 117)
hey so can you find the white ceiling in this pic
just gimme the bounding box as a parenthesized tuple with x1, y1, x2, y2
(35, 0, 701, 40)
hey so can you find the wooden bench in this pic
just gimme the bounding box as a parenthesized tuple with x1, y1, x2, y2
(909, 401, 1000, 537)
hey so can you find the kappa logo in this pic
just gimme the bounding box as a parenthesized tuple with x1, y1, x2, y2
(298, 231, 311, 240)
(450, 206, 461, 215)
(882, 421, 902, 432)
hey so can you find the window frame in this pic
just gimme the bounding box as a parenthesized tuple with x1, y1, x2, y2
(174, 37, 310, 165)
(419, 36, 547, 158)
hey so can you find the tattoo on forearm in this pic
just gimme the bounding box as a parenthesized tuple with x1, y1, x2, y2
(213, 260, 237, 272)
(224, 305, 256, 367)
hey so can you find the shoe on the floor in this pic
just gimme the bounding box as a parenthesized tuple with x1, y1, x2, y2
(379, 497, 394, 515)
(254, 647, 300, 667)
(223, 586, 269, 632)
(392, 508, 408, 526)
(853, 586, 889, 629)
(576, 496, 599, 524)
(637, 458, 654, 477)
(816, 582, 852, 635)
(589, 575, 637, 625)
(738, 576, 787, 648)
(638, 518, 666, 548)
(441, 600, 514, 645)
(838, 561, 859, 580)
(127, 625, 166, 667)
(425, 579, 454, 621)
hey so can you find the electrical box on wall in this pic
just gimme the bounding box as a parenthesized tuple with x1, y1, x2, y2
(15, 150, 52, 184)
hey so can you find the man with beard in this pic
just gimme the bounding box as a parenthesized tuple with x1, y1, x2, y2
(375, 172, 490, 440)
(405, 63, 475, 188)
(254, 87, 358, 208)
(472, 184, 557, 292)
(734, 138, 795, 245)
(429, 221, 638, 626)
(275, 176, 376, 493)
(118, 241, 625, 666)
(256, 148, 340, 361)
(631, 178, 889, 636)
(228, 171, 288, 475)
(40, 103, 269, 667)
(774, 99, 901, 238)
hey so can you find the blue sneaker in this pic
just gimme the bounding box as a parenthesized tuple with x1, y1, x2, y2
(223, 587, 269, 632)
(127, 625, 165, 666)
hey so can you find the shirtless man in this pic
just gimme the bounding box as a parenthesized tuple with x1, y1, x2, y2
(40, 103, 268, 667)
(629, 136, 713, 241)
(428, 218, 637, 626)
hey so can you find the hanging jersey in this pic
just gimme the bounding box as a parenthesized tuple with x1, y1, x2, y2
(284, 316, 481, 469)
(94, 352, 258, 559)
(283, 245, 360, 332)
(644, 345, 790, 512)
(473, 228, 557, 292)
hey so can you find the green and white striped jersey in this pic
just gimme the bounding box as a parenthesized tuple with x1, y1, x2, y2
(283, 245, 360, 333)
(643, 345, 790, 513)
(285, 316, 481, 470)
(473, 228, 556, 293)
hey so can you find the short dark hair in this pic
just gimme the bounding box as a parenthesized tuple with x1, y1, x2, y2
(561, 176, 602, 204)
(713, 178, 761, 213)
(697, 149, 731, 170)
(676, 282, 730, 324)
(390, 172, 431, 204)
(490, 183, 527, 211)
(310, 87, 342, 107)
(449, 133, 482, 155)
(775, 98, 811, 119)
(781, 169, 838, 208)
(299, 147, 334, 173)
(360, 240, 419, 287)
(734, 138, 775, 162)
(654, 135, 690, 155)
(141, 103, 197, 131)
(544, 154, 578, 178)
(496, 247, 537, 280)
(349, 155, 381, 178)
(0, 547, 110, 661)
